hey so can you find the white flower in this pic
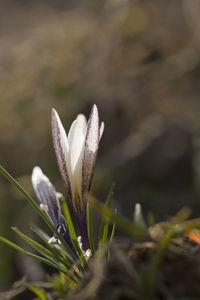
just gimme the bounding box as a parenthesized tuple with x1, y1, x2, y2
(51, 104, 104, 216)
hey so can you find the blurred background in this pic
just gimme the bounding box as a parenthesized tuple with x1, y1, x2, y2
(1, 0, 200, 297)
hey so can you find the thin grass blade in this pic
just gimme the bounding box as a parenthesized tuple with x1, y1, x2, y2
(28, 285, 49, 300)
(87, 193, 148, 237)
(0, 236, 77, 280)
(107, 220, 116, 260)
(31, 225, 66, 258)
(12, 227, 73, 272)
(99, 183, 115, 247)
(12, 228, 80, 281)
(87, 202, 95, 255)
(31, 225, 84, 274)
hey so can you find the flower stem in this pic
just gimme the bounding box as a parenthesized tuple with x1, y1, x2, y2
(77, 215, 90, 251)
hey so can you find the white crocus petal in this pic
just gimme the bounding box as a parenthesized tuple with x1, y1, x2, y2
(82, 104, 100, 192)
(73, 144, 85, 209)
(100, 121, 105, 139)
(68, 121, 85, 172)
(76, 114, 87, 134)
(67, 119, 77, 195)
(68, 119, 77, 146)
(69, 121, 86, 207)
(51, 108, 73, 200)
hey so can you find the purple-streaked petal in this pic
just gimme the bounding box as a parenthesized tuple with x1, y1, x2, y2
(32, 166, 60, 226)
(52, 223, 79, 258)
(82, 104, 100, 194)
(51, 108, 72, 200)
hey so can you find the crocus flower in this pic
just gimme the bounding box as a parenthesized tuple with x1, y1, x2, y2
(31, 166, 77, 256)
(51, 104, 104, 250)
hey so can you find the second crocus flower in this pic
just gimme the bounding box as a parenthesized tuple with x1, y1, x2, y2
(32, 166, 77, 256)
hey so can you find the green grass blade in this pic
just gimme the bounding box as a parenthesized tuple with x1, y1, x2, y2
(31, 225, 52, 243)
(106, 183, 115, 207)
(31, 225, 67, 258)
(87, 202, 95, 255)
(31, 225, 84, 275)
(12, 227, 72, 271)
(31, 225, 84, 274)
(171, 207, 191, 224)
(0, 165, 77, 263)
(99, 221, 109, 246)
(12, 228, 80, 281)
(28, 285, 49, 300)
(110, 222, 116, 244)
(0, 165, 45, 220)
(0, 236, 77, 280)
(60, 198, 77, 242)
(107, 219, 116, 260)
(61, 198, 87, 267)
(182, 218, 200, 231)
(87, 193, 148, 237)
(99, 183, 115, 247)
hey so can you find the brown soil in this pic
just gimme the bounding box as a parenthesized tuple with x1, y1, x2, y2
(68, 237, 200, 300)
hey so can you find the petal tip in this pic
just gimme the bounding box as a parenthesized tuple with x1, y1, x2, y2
(32, 166, 41, 172)
(51, 108, 58, 120)
(91, 104, 98, 115)
(32, 166, 42, 178)
(51, 107, 55, 114)
(32, 166, 44, 184)
(89, 104, 99, 128)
